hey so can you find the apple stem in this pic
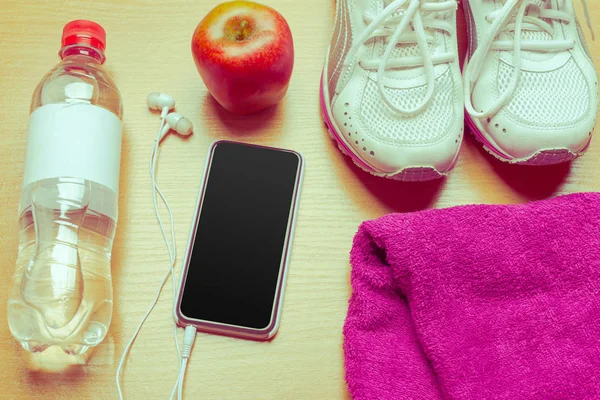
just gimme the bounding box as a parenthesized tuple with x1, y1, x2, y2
(236, 20, 249, 41)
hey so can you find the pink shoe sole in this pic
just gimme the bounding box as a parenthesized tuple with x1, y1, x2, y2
(319, 74, 453, 182)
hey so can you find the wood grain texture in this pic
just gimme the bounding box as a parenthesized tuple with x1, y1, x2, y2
(0, 1, 598, 399)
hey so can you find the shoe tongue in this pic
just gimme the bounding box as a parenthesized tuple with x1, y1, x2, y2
(377, 0, 439, 81)
(502, 2, 555, 62)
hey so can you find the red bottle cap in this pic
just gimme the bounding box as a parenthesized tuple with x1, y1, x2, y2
(61, 20, 106, 52)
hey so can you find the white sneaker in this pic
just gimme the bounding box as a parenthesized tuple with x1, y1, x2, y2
(464, 0, 598, 165)
(321, 0, 463, 181)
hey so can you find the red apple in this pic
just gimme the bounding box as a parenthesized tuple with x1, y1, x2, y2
(191, 1, 294, 114)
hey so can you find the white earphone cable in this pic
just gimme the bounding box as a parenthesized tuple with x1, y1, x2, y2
(177, 359, 188, 398)
(150, 116, 183, 362)
(115, 115, 183, 399)
(170, 326, 197, 400)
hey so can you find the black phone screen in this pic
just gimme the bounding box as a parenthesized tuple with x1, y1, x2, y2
(179, 141, 301, 330)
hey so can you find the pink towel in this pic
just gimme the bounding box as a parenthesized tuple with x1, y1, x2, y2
(345, 193, 600, 400)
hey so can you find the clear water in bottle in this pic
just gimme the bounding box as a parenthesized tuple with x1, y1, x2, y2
(7, 20, 123, 356)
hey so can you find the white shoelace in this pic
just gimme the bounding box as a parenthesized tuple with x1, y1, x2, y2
(343, 0, 458, 117)
(464, 0, 595, 120)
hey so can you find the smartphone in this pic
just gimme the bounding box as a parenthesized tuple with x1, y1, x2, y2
(175, 140, 304, 340)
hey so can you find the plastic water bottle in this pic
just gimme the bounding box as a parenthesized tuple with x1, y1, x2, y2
(8, 20, 123, 356)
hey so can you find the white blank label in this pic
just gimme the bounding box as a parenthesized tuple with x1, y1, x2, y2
(23, 103, 123, 194)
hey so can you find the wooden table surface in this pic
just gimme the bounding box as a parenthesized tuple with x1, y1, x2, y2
(0, 1, 598, 399)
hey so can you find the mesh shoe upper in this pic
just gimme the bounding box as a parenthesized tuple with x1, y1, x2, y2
(323, 0, 463, 175)
(464, 0, 598, 160)
(496, 58, 590, 128)
(359, 70, 456, 145)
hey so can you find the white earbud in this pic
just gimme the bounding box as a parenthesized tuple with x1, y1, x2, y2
(147, 92, 176, 117)
(159, 112, 193, 141)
